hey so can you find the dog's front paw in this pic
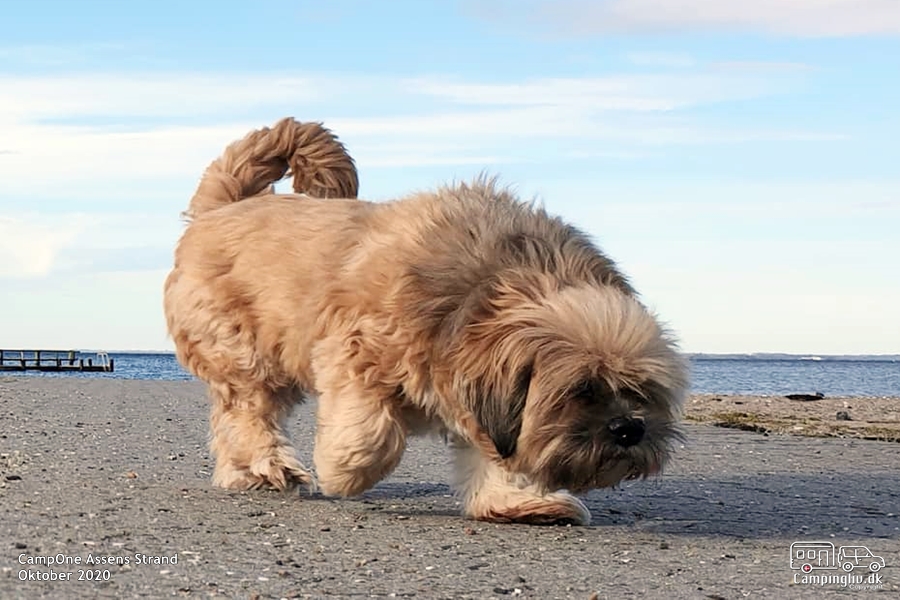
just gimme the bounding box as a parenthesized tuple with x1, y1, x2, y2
(213, 449, 317, 493)
(252, 453, 317, 492)
(466, 491, 591, 526)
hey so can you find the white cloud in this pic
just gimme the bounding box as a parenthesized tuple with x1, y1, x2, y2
(1, 269, 174, 351)
(0, 121, 266, 191)
(0, 212, 184, 279)
(333, 105, 843, 147)
(409, 79, 674, 110)
(356, 153, 509, 168)
(0, 43, 130, 68)
(0, 117, 516, 201)
(82, 213, 185, 248)
(406, 72, 787, 109)
(0, 64, 881, 354)
(0, 73, 322, 121)
(0, 68, 842, 201)
(0, 215, 89, 278)
(708, 61, 815, 73)
(0, 70, 341, 198)
(625, 52, 696, 68)
(348, 140, 511, 163)
(568, 181, 900, 221)
(473, 0, 900, 37)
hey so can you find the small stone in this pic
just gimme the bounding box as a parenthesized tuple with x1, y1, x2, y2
(5, 475, 21, 481)
(836, 411, 852, 421)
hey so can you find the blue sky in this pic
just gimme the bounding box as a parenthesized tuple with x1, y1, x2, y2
(1, 0, 898, 354)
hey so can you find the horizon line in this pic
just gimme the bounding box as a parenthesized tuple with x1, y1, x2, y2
(4, 348, 897, 358)
(75, 349, 900, 359)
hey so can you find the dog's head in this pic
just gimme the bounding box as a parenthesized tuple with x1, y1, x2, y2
(448, 278, 688, 494)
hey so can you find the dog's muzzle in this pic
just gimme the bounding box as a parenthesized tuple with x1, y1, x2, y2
(608, 417, 645, 448)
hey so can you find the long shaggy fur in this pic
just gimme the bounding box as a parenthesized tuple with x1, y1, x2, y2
(164, 117, 689, 526)
(185, 117, 358, 219)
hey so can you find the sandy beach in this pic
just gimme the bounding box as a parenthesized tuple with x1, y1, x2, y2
(1, 376, 898, 599)
(686, 393, 900, 442)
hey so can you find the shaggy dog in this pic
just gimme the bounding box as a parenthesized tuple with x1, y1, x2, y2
(164, 117, 689, 525)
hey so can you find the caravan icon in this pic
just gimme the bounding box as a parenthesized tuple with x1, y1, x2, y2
(790, 542, 885, 573)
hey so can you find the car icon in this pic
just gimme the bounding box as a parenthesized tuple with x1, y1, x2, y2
(837, 546, 885, 572)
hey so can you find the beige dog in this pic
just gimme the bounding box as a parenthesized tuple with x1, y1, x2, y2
(164, 117, 689, 525)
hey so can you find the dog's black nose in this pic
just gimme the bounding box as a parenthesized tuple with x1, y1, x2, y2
(608, 417, 645, 447)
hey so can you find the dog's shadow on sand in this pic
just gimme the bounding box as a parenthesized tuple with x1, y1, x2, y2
(323, 472, 898, 538)
(307, 481, 463, 519)
(583, 471, 898, 538)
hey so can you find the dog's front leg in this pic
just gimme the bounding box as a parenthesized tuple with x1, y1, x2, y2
(312, 387, 407, 497)
(450, 439, 591, 525)
(311, 338, 407, 497)
(208, 382, 313, 492)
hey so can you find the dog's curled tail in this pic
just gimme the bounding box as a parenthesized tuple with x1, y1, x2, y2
(184, 117, 359, 219)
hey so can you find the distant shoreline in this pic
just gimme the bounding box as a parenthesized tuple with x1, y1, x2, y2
(686, 353, 900, 362)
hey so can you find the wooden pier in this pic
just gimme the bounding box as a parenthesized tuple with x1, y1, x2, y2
(0, 349, 114, 373)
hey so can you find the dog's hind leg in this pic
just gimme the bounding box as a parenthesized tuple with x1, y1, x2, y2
(208, 382, 315, 492)
(451, 439, 591, 526)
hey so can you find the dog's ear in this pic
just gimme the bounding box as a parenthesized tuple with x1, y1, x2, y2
(471, 363, 533, 459)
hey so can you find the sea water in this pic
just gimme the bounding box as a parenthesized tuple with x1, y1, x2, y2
(6, 353, 899, 397)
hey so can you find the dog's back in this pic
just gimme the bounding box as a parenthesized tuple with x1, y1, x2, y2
(165, 118, 361, 391)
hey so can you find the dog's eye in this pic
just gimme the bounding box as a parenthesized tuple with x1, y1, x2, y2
(623, 381, 662, 406)
(569, 380, 601, 403)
